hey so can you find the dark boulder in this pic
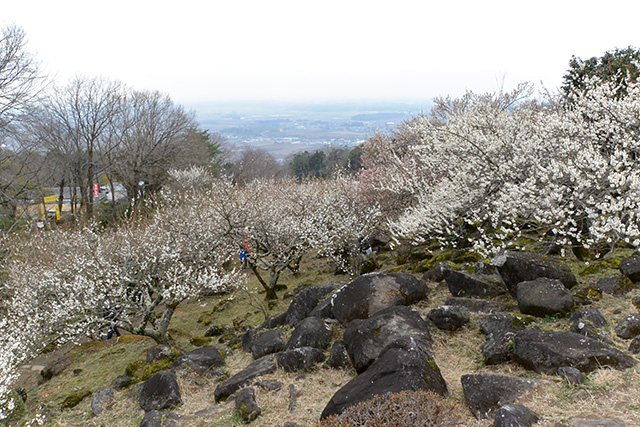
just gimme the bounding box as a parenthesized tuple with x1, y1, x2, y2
(343, 305, 432, 373)
(479, 313, 531, 336)
(147, 345, 181, 364)
(420, 262, 453, 283)
(461, 374, 540, 419)
(320, 337, 447, 420)
(492, 404, 540, 427)
(138, 371, 182, 413)
(615, 313, 640, 339)
(171, 346, 225, 375)
(254, 379, 283, 391)
(139, 410, 180, 427)
(445, 270, 507, 298)
(492, 250, 577, 296)
(596, 275, 634, 297)
(276, 347, 325, 372)
(285, 282, 342, 326)
(570, 308, 608, 329)
(249, 329, 285, 359)
(90, 387, 115, 416)
(286, 316, 332, 350)
(427, 305, 470, 331)
(482, 332, 518, 365)
(445, 296, 506, 313)
(327, 340, 351, 370)
(479, 313, 529, 365)
(112, 375, 135, 391)
(620, 255, 640, 282)
(234, 387, 261, 423)
(214, 355, 277, 402)
(516, 278, 574, 317)
(331, 273, 427, 325)
(513, 329, 637, 374)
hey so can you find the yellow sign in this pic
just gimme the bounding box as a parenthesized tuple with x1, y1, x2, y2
(41, 195, 60, 221)
(43, 195, 59, 203)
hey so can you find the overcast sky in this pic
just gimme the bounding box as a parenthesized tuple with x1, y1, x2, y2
(3, 0, 640, 108)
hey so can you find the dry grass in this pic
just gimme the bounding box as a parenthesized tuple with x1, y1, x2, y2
(13, 247, 640, 426)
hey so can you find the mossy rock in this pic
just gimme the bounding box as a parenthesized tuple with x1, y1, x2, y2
(190, 336, 213, 347)
(142, 359, 174, 381)
(451, 250, 483, 265)
(507, 312, 537, 328)
(60, 390, 92, 410)
(0, 390, 26, 426)
(571, 286, 602, 304)
(579, 259, 622, 276)
(415, 250, 455, 272)
(198, 312, 214, 325)
(125, 360, 145, 379)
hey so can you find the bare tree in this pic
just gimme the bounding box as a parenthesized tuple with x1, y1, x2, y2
(226, 146, 286, 184)
(112, 90, 199, 202)
(0, 25, 44, 224)
(0, 25, 42, 131)
(44, 77, 124, 219)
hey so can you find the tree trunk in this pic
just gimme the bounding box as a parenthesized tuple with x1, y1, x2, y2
(57, 177, 65, 219)
(251, 265, 278, 300)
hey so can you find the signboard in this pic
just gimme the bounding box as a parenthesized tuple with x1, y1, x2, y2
(41, 195, 60, 221)
(93, 183, 99, 196)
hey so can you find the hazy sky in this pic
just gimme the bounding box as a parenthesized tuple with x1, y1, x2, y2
(3, 0, 640, 107)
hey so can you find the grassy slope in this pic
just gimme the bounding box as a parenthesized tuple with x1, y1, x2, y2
(11, 247, 640, 426)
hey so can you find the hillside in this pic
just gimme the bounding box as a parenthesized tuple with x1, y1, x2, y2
(8, 243, 640, 427)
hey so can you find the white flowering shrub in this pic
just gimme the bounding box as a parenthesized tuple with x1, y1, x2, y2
(371, 76, 640, 256)
(306, 174, 382, 273)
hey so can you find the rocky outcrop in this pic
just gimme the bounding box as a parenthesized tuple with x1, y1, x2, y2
(615, 314, 640, 339)
(330, 272, 427, 325)
(327, 340, 351, 370)
(248, 329, 285, 359)
(343, 305, 432, 373)
(513, 329, 637, 374)
(492, 250, 577, 296)
(427, 305, 470, 331)
(492, 404, 540, 427)
(445, 270, 507, 298)
(276, 347, 325, 372)
(171, 347, 225, 375)
(620, 255, 640, 282)
(596, 275, 634, 297)
(139, 410, 180, 427)
(235, 387, 261, 423)
(90, 387, 114, 416)
(320, 337, 447, 420)
(461, 374, 540, 419)
(285, 316, 332, 350)
(138, 371, 182, 413)
(516, 278, 574, 317)
(479, 313, 529, 365)
(284, 282, 342, 325)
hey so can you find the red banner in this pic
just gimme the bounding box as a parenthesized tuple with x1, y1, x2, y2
(93, 183, 99, 196)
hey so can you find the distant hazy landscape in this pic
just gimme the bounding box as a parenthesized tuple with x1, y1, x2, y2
(193, 101, 428, 160)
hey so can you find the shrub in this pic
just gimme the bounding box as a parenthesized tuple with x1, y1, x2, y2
(318, 389, 464, 427)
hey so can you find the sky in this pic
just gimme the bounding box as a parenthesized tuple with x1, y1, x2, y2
(3, 0, 640, 109)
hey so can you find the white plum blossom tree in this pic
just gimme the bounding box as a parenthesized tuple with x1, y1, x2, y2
(367, 74, 640, 257)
